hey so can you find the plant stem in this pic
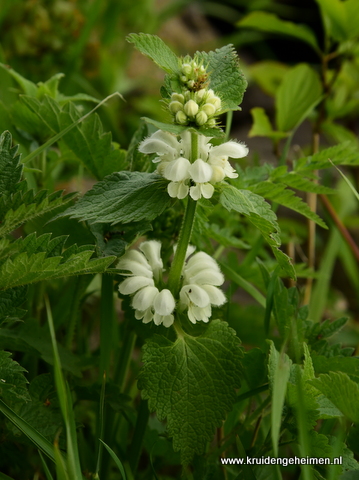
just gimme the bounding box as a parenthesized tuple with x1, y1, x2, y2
(167, 132, 198, 297)
(100, 273, 115, 377)
(128, 399, 150, 474)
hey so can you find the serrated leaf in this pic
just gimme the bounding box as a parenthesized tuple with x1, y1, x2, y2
(295, 143, 359, 172)
(62, 171, 172, 225)
(196, 44, 247, 110)
(276, 64, 323, 131)
(21, 95, 128, 180)
(250, 181, 327, 228)
(138, 320, 243, 465)
(0, 131, 23, 196)
(0, 350, 30, 402)
(249, 107, 288, 140)
(238, 12, 320, 52)
(219, 184, 295, 278)
(310, 372, 359, 423)
(127, 33, 179, 74)
(312, 354, 359, 382)
(0, 286, 27, 324)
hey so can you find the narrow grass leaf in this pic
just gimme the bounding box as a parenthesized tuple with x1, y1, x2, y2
(99, 440, 127, 480)
(95, 372, 107, 476)
(39, 451, 55, 480)
(235, 436, 258, 480)
(54, 439, 70, 480)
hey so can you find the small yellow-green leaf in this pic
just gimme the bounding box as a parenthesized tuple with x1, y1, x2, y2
(249, 107, 288, 140)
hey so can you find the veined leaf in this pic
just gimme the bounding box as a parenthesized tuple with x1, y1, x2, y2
(0, 131, 23, 196)
(276, 64, 322, 131)
(249, 107, 288, 140)
(295, 143, 359, 171)
(310, 372, 359, 423)
(21, 95, 127, 180)
(61, 171, 172, 225)
(196, 44, 247, 110)
(0, 286, 27, 324)
(127, 33, 179, 74)
(219, 184, 295, 278)
(138, 320, 243, 465)
(238, 11, 320, 52)
(0, 350, 30, 402)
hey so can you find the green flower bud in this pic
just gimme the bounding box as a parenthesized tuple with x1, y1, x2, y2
(195, 89, 206, 101)
(201, 103, 216, 116)
(176, 111, 188, 125)
(207, 95, 221, 110)
(169, 101, 184, 114)
(184, 99, 199, 117)
(171, 93, 184, 103)
(196, 111, 208, 126)
(207, 118, 216, 127)
(180, 75, 187, 82)
(187, 80, 195, 89)
(182, 63, 192, 76)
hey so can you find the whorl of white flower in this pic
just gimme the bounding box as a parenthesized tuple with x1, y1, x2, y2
(179, 251, 226, 324)
(118, 241, 175, 327)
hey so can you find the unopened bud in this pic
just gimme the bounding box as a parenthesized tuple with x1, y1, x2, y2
(184, 100, 199, 117)
(187, 80, 195, 89)
(180, 75, 187, 82)
(196, 89, 206, 101)
(207, 118, 216, 127)
(207, 96, 221, 110)
(171, 93, 184, 103)
(169, 101, 184, 114)
(182, 63, 192, 76)
(201, 103, 216, 116)
(176, 110, 188, 125)
(196, 111, 208, 126)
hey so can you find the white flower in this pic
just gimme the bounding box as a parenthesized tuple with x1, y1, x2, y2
(179, 251, 226, 324)
(117, 241, 176, 327)
(189, 183, 214, 201)
(208, 141, 248, 182)
(164, 157, 191, 182)
(139, 130, 181, 163)
(168, 181, 190, 199)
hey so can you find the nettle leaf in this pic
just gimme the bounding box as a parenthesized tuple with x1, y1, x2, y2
(310, 372, 359, 423)
(0, 131, 23, 196)
(0, 234, 115, 290)
(127, 33, 179, 74)
(138, 320, 243, 465)
(0, 286, 27, 324)
(219, 184, 295, 278)
(276, 64, 323, 132)
(295, 143, 359, 172)
(0, 350, 30, 402)
(62, 171, 172, 225)
(22, 95, 128, 180)
(238, 12, 320, 52)
(196, 44, 247, 110)
(250, 182, 327, 229)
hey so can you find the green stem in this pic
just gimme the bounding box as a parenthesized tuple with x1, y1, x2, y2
(167, 132, 199, 297)
(128, 399, 150, 474)
(100, 274, 115, 377)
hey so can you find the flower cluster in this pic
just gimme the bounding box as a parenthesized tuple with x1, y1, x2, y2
(117, 241, 226, 327)
(168, 89, 221, 128)
(139, 130, 248, 200)
(178, 57, 209, 91)
(118, 240, 175, 327)
(180, 251, 226, 324)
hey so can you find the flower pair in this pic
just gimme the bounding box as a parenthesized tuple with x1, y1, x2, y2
(139, 130, 248, 200)
(117, 241, 226, 327)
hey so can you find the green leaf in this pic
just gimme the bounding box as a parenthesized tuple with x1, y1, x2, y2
(0, 350, 30, 402)
(315, 0, 354, 41)
(62, 172, 172, 225)
(0, 131, 23, 196)
(0, 286, 27, 324)
(138, 320, 243, 465)
(295, 143, 359, 172)
(238, 12, 320, 52)
(276, 64, 323, 132)
(99, 440, 127, 479)
(0, 234, 115, 291)
(249, 107, 288, 140)
(219, 184, 295, 278)
(249, 61, 289, 96)
(21, 95, 128, 180)
(127, 33, 179, 74)
(250, 181, 327, 228)
(196, 44, 247, 110)
(310, 372, 359, 423)
(267, 341, 292, 456)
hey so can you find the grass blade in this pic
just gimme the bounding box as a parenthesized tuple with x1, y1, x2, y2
(95, 372, 107, 476)
(99, 440, 127, 480)
(39, 451, 55, 480)
(0, 399, 56, 462)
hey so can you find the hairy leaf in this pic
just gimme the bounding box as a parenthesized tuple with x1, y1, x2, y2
(0, 350, 30, 402)
(138, 320, 243, 465)
(22, 95, 127, 180)
(127, 33, 179, 74)
(0, 286, 27, 324)
(62, 171, 172, 225)
(0, 131, 23, 196)
(295, 143, 359, 172)
(219, 184, 295, 278)
(196, 44, 247, 110)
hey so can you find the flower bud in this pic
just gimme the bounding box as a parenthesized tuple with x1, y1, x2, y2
(187, 80, 195, 89)
(182, 63, 192, 76)
(207, 95, 221, 110)
(201, 103, 216, 116)
(195, 89, 206, 101)
(169, 101, 184, 114)
(171, 93, 184, 103)
(196, 111, 208, 126)
(180, 75, 187, 82)
(207, 118, 216, 127)
(184, 99, 199, 117)
(176, 110, 188, 125)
